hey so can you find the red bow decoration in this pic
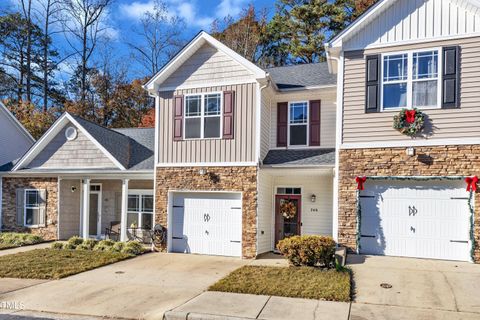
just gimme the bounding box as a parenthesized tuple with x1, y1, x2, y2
(356, 176, 367, 190)
(405, 110, 416, 124)
(465, 176, 478, 192)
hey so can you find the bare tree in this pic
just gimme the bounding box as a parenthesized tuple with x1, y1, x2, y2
(61, 0, 112, 111)
(127, 0, 184, 77)
(20, 0, 33, 102)
(35, 0, 64, 111)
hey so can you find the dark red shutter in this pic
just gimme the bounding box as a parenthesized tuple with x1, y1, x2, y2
(309, 100, 321, 146)
(173, 95, 183, 141)
(277, 102, 288, 147)
(223, 91, 235, 139)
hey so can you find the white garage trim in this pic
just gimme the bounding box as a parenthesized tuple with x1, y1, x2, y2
(356, 176, 475, 262)
(167, 190, 243, 257)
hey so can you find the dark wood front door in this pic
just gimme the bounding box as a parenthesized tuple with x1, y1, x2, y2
(275, 195, 301, 248)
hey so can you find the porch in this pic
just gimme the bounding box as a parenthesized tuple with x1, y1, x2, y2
(58, 178, 154, 242)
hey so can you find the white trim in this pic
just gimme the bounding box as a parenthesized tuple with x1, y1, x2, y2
(158, 80, 257, 92)
(183, 92, 223, 140)
(287, 101, 309, 147)
(126, 190, 154, 230)
(144, 31, 266, 93)
(332, 53, 344, 243)
(0, 102, 35, 143)
(24, 189, 43, 228)
(12, 113, 126, 171)
(81, 179, 90, 238)
(0, 176, 3, 231)
(57, 177, 61, 239)
(120, 179, 129, 241)
(341, 137, 480, 149)
(272, 185, 303, 251)
(379, 48, 442, 112)
(156, 162, 257, 167)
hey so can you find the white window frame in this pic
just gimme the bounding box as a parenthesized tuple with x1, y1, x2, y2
(287, 101, 309, 147)
(24, 189, 41, 227)
(184, 92, 223, 140)
(127, 190, 154, 230)
(380, 47, 442, 112)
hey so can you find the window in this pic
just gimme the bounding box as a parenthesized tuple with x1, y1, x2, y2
(289, 102, 308, 146)
(24, 190, 43, 227)
(184, 93, 222, 139)
(381, 49, 440, 110)
(276, 187, 301, 195)
(127, 193, 154, 229)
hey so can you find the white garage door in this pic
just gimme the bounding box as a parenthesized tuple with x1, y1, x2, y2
(171, 192, 242, 257)
(360, 180, 471, 262)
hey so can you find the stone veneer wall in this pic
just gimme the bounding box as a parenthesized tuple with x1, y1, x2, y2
(155, 166, 257, 258)
(2, 177, 58, 240)
(339, 145, 480, 262)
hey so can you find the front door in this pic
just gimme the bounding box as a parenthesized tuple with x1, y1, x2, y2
(89, 187, 101, 237)
(275, 195, 301, 248)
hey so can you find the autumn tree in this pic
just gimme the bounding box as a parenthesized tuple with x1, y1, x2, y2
(211, 5, 267, 64)
(5, 100, 56, 139)
(139, 108, 155, 128)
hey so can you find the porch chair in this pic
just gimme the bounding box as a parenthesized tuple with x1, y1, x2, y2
(105, 221, 121, 241)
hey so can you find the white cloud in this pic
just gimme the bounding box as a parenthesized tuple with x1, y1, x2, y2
(118, 0, 248, 31)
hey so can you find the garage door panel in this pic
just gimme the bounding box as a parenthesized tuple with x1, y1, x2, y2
(360, 180, 471, 262)
(171, 193, 242, 257)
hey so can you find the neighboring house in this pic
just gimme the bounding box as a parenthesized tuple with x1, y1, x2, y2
(0, 112, 154, 241)
(144, 32, 336, 258)
(326, 0, 480, 262)
(0, 102, 34, 167)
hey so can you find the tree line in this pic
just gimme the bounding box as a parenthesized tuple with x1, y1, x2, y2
(0, 0, 375, 138)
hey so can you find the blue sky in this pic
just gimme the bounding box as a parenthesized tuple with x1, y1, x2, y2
(2, 0, 276, 82)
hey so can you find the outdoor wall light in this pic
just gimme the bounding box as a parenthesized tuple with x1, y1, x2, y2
(311, 194, 316, 202)
(198, 169, 207, 175)
(71, 186, 77, 193)
(406, 147, 415, 156)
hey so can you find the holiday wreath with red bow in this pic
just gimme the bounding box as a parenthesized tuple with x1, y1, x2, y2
(393, 108, 425, 137)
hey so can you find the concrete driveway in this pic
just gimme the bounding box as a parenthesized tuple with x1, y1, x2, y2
(347, 255, 480, 319)
(0, 252, 246, 320)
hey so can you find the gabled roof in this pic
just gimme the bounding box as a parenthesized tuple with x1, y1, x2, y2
(12, 113, 156, 172)
(266, 63, 336, 91)
(326, 0, 480, 50)
(144, 31, 267, 94)
(0, 102, 35, 143)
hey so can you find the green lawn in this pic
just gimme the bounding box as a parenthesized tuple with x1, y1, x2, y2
(209, 265, 351, 302)
(0, 249, 132, 279)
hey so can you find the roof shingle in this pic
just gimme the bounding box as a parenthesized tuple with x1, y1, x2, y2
(262, 149, 335, 166)
(266, 63, 336, 91)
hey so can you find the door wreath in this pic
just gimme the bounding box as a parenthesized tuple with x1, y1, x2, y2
(280, 200, 297, 219)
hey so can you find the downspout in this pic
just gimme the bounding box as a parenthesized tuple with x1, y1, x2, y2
(255, 79, 270, 257)
(330, 53, 344, 244)
(0, 175, 3, 231)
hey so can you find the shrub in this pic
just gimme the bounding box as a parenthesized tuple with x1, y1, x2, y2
(51, 242, 64, 250)
(62, 242, 77, 250)
(277, 235, 336, 268)
(112, 242, 125, 252)
(93, 239, 115, 251)
(0, 232, 43, 246)
(76, 239, 98, 251)
(121, 241, 143, 255)
(67, 236, 84, 249)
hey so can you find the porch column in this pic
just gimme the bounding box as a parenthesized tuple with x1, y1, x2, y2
(120, 179, 129, 241)
(82, 178, 91, 239)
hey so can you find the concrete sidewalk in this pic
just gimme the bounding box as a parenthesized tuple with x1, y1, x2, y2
(164, 291, 351, 320)
(0, 242, 52, 257)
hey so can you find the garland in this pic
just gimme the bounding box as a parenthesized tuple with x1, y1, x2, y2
(355, 176, 476, 261)
(393, 108, 425, 137)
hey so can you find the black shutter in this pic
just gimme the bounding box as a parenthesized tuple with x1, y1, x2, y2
(365, 55, 381, 113)
(442, 46, 459, 108)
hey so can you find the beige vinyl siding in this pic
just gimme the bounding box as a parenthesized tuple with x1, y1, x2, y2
(269, 90, 336, 150)
(260, 88, 273, 161)
(158, 83, 257, 164)
(59, 179, 81, 239)
(257, 170, 274, 254)
(162, 43, 255, 89)
(342, 36, 480, 144)
(28, 122, 116, 169)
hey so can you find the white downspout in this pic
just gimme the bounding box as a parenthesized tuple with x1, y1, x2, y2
(331, 53, 344, 244)
(0, 175, 3, 231)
